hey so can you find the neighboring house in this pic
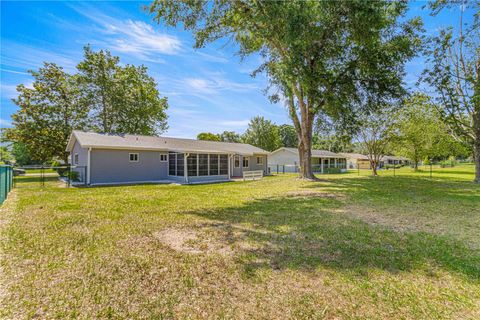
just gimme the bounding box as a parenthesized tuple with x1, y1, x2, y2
(338, 153, 371, 169)
(380, 155, 410, 167)
(66, 131, 269, 185)
(269, 147, 347, 173)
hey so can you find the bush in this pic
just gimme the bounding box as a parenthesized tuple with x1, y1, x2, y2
(324, 168, 342, 174)
(68, 171, 79, 182)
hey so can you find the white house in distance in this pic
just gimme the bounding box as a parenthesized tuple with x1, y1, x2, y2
(269, 147, 347, 173)
(338, 153, 371, 169)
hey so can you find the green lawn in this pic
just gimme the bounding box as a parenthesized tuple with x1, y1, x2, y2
(1, 164, 479, 319)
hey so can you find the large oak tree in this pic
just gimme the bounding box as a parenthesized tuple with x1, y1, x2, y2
(149, 0, 421, 179)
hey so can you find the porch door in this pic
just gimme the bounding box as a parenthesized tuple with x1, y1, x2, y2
(232, 155, 242, 177)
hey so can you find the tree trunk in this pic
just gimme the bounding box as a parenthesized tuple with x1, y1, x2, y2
(298, 136, 315, 180)
(371, 160, 378, 176)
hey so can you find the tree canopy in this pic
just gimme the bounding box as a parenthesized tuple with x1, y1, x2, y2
(149, 0, 421, 179)
(5, 46, 169, 164)
(242, 116, 281, 152)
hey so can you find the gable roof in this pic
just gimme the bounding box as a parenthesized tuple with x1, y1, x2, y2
(66, 131, 269, 156)
(270, 147, 344, 158)
(338, 153, 369, 160)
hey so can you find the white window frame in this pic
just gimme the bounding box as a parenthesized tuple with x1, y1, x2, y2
(129, 153, 139, 162)
(160, 154, 168, 162)
(234, 156, 240, 168)
(243, 157, 249, 168)
(256, 156, 263, 165)
(74, 153, 79, 165)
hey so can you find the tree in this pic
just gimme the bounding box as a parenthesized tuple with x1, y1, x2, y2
(114, 64, 168, 135)
(357, 109, 397, 176)
(197, 132, 221, 141)
(218, 131, 242, 143)
(4, 63, 89, 163)
(422, 1, 480, 183)
(11, 142, 36, 166)
(278, 124, 298, 148)
(77, 45, 168, 135)
(150, 1, 421, 180)
(394, 93, 470, 169)
(242, 116, 281, 152)
(5, 46, 169, 164)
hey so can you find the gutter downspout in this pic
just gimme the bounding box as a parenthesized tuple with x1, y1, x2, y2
(228, 154, 233, 180)
(87, 147, 91, 185)
(184, 153, 189, 184)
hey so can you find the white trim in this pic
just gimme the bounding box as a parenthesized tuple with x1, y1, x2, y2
(87, 148, 91, 185)
(129, 153, 139, 162)
(74, 153, 79, 165)
(160, 153, 168, 162)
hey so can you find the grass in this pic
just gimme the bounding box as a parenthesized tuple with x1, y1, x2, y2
(1, 164, 479, 319)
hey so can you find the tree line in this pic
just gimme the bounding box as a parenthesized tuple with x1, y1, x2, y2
(3, 46, 168, 164)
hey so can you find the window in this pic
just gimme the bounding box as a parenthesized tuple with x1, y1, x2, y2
(169, 153, 176, 175)
(129, 153, 139, 162)
(74, 153, 79, 165)
(243, 157, 249, 168)
(160, 154, 168, 162)
(234, 156, 240, 168)
(209, 154, 219, 175)
(168, 152, 184, 176)
(187, 154, 198, 176)
(256, 156, 263, 165)
(219, 155, 228, 175)
(198, 154, 208, 176)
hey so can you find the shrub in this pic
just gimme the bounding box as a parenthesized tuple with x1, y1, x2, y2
(324, 168, 342, 174)
(68, 171, 79, 182)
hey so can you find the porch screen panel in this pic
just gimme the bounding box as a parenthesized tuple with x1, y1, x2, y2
(219, 155, 228, 175)
(209, 155, 219, 175)
(188, 154, 198, 176)
(199, 154, 208, 176)
(169, 152, 176, 175)
(176, 153, 184, 176)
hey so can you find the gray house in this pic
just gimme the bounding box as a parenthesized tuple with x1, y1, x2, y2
(66, 131, 269, 185)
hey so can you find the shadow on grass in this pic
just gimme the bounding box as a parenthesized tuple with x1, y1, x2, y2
(187, 190, 480, 280)
(306, 175, 480, 203)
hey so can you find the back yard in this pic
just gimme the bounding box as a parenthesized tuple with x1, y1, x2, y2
(1, 165, 479, 319)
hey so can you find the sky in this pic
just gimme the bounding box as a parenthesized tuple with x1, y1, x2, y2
(0, 1, 473, 139)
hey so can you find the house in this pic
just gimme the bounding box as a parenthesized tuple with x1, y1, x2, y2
(269, 147, 347, 173)
(66, 131, 269, 185)
(338, 153, 371, 169)
(380, 155, 410, 167)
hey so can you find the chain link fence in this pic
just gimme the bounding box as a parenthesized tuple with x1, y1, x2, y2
(0, 165, 13, 205)
(13, 165, 87, 188)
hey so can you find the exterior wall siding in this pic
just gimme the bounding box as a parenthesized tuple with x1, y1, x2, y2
(90, 149, 169, 184)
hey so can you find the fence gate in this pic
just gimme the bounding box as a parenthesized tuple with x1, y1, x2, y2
(12, 165, 87, 189)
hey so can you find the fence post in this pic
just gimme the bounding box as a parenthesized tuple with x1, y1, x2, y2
(393, 164, 396, 177)
(283, 165, 285, 174)
(430, 163, 432, 179)
(67, 165, 71, 188)
(276, 164, 279, 174)
(41, 165, 45, 187)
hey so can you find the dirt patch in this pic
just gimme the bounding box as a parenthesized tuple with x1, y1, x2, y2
(153, 225, 238, 255)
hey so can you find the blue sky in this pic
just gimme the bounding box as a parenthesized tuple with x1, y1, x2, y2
(0, 1, 472, 138)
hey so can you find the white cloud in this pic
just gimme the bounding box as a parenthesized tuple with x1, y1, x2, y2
(183, 76, 260, 95)
(69, 5, 182, 60)
(0, 119, 12, 128)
